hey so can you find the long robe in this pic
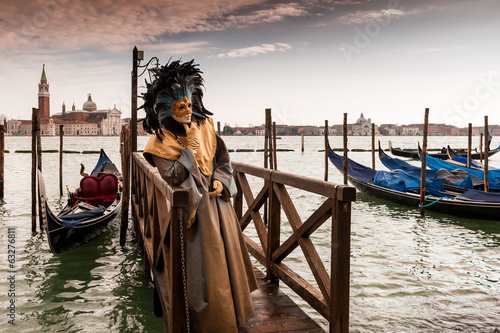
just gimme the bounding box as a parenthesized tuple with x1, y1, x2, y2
(143, 118, 257, 332)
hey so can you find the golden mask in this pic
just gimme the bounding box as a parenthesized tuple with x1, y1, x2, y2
(172, 97, 192, 118)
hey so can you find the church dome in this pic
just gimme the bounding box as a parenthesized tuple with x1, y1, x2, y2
(356, 112, 367, 124)
(83, 94, 97, 111)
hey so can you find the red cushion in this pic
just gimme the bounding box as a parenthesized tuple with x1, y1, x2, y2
(80, 176, 100, 198)
(77, 174, 118, 207)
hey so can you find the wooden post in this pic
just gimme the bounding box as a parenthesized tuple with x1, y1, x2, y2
(330, 186, 355, 333)
(272, 121, 277, 170)
(131, 46, 139, 153)
(59, 125, 64, 196)
(217, 121, 221, 136)
(263, 110, 269, 225)
(31, 108, 38, 232)
(419, 108, 429, 216)
(0, 125, 4, 199)
(264, 112, 269, 169)
(36, 116, 42, 174)
(266, 109, 274, 170)
(343, 113, 348, 185)
(484, 116, 489, 192)
(324, 120, 328, 182)
(266, 169, 280, 283)
(371, 123, 375, 170)
(301, 132, 305, 152)
(120, 125, 131, 245)
(480, 133, 483, 162)
(467, 123, 472, 168)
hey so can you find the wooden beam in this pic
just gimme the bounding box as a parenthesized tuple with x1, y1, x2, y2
(330, 197, 351, 333)
(467, 123, 472, 168)
(272, 199, 332, 263)
(420, 108, 429, 216)
(484, 116, 489, 192)
(324, 120, 329, 181)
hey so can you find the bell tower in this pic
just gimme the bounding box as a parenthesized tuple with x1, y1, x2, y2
(38, 64, 50, 119)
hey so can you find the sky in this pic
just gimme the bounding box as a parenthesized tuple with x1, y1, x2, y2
(1, 0, 500, 128)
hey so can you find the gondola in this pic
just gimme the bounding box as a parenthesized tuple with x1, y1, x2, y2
(379, 141, 484, 189)
(444, 145, 498, 170)
(37, 149, 122, 254)
(328, 144, 500, 221)
(388, 140, 500, 160)
(417, 146, 500, 191)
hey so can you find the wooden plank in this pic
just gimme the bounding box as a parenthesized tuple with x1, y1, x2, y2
(271, 170, 339, 198)
(240, 268, 325, 333)
(267, 174, 281, 281)
(243, 234, 266, 266)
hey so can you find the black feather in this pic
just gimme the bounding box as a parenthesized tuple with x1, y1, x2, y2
(140, 59, 211, 140)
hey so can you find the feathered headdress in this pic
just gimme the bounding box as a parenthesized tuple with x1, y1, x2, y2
(140, 59, 212, 139)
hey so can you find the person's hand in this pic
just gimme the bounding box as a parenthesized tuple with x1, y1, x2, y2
(183, 122, 200, 155)
(209, 180, 223, 197)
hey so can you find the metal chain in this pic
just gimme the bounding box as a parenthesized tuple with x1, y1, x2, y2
(178, 209, 191, 333)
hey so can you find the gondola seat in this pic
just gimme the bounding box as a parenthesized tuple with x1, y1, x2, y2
(75, 173, 119, 207)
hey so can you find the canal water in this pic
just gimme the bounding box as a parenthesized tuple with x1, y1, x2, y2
(0, 135, 499, 332)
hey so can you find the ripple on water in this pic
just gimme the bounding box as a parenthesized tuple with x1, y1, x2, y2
(2, 136, 500, 332)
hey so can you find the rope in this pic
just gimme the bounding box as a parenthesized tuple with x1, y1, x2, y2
(419, 195, 444, 208)
(0, 180, 3, 183)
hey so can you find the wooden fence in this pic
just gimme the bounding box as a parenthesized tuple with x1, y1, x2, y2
(131, 152, 356, 333)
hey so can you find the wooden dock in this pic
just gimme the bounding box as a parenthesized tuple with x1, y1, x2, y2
(129, 152, 355, 332)
(243, 268, 325, 332)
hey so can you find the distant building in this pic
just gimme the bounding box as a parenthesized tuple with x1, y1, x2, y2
(6, 65, 122, 136)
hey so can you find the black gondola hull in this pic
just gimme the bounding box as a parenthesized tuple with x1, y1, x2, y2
(347, 175, 500, 220)
(37, 149, 122, 255)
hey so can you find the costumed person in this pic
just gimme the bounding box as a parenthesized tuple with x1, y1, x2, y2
(141, 59, 258, 332)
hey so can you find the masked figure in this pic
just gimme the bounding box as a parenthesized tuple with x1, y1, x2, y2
(141, 59, 257, 332)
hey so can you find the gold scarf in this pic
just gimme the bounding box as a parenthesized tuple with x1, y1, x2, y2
(143, 118, 217, 176)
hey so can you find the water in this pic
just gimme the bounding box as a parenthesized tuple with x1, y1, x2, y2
(1, 135, 499, 332)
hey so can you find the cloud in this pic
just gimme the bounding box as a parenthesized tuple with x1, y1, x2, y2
(213, 43, 292, 58)
(337, 8, 405, 25)
(0, 0, 310, 54)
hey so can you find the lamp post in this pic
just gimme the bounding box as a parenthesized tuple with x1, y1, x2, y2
(131, 46, 142, 153)
(131, 46, 160, 153)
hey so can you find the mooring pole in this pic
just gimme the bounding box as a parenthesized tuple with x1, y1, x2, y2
(324, 120, 328, 182)
(131, 46, 139, 153)
(480, 133, 483, 162)
(272, 121, 277, 170)
(466, 123, 472, 168)
(120, 124, 131, 245)
(31, 108, 39, 232)
(59, 125, 64, 196)
(419, 108, 429, 216)
(217, 121, 221, 136)
(266, 109, 274, 170)
(264, 110, 269, 169)
(343, 113, 348, 186)
(484, 116, 489, 192)
(371, 123, 375, 170)
(0, 124, 4, 199)
(301, 132, 304, 153)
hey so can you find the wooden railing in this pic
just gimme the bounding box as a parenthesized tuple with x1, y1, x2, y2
(232, 162, 356, 332)
(131, 152, 189, 333)
(131, 152, 356, 333)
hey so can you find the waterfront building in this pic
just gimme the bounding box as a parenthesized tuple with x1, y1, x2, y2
(5, 65, 122, 136)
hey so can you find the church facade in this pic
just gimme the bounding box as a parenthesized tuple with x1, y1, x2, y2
(6, 65, 123, 136)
